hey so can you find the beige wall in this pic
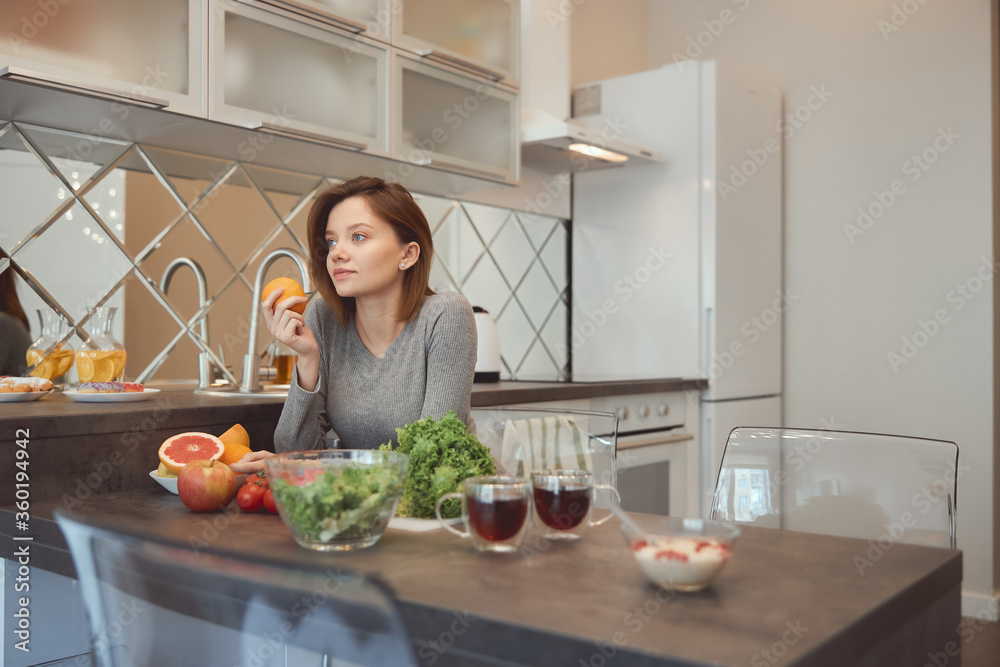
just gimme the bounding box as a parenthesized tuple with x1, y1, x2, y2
(570, 0, 649, 86)
(574, 0, 995, 609)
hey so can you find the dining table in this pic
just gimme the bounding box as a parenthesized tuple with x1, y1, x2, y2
(0, 487, 962, 666)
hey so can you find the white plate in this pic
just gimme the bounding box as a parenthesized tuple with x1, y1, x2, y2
(388, 516, 463, 532)
(149, 469, 246, 495)
(149, 470, 179, 494)
(65, 388, 161, 403)
(0, 389, 53, 403)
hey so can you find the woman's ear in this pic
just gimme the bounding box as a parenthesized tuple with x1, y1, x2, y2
(402, 242, 420, 267)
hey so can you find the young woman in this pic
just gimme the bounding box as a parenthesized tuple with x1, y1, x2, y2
(232, 177, 477, 472)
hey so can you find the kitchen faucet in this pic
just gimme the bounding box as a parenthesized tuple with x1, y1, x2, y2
(241, 248, 311, 393)
(160, 257, 215, 389)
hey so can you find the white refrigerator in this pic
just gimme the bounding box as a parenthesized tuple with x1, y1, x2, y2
(571, 61, 783, 517)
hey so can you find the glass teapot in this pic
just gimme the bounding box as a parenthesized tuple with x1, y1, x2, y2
(75, 307, 127, 383)
(25, 308, 75, 382)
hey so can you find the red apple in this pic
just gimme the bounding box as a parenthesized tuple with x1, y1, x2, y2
(177, 460, 237, 512)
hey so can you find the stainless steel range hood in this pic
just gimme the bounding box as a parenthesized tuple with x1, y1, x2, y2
(519, 0, 661, 173)
(521, 116, 661, 172)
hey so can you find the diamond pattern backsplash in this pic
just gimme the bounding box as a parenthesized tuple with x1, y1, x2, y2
(1, 120, 569, 383)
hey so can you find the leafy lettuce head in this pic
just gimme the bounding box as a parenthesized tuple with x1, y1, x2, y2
(380, 411, 496, 518)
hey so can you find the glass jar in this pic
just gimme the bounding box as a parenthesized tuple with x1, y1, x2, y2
(25, 309, 75, 383)
(75, 307, 127, 383)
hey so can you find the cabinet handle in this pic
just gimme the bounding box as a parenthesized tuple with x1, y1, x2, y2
(252, 121, 367, 152)
(412, 156, 507, 182)
(416, 50, 505, 82)
(0, 66, 169, 109)
(253, 0, 366, 33)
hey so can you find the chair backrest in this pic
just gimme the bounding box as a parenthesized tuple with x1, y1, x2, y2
(56, 511, 417, 667)
(710, 427, 958, 549)
(470, 407, 618, 492)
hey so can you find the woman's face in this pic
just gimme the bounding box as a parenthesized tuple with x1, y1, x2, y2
(324, 196, 416, 301)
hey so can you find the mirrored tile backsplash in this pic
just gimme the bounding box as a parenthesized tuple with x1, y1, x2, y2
(0, 120, 569, 383)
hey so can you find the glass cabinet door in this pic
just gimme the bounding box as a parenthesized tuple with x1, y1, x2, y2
(0, 0, 204, 115)
(393, 0, 518, 86)
(252, 0, 389, 42)
(394, 54, 518, 183)
(209, 0, 388, 154)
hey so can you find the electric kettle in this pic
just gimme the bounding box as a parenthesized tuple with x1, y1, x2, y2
(473, 306, 500, 383)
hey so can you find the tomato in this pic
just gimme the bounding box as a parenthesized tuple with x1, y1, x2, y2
(263, 488, 278, 514)
(237, 483, 266, 512)
(280, 468, 324, 487)
(244, 471, 269, 489)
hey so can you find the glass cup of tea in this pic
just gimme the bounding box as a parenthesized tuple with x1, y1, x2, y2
(435, 476, 531, 553)
(531, 469, 621, 540)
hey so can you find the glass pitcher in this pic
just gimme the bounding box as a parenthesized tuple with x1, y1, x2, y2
(75, 307, 127, 383)
(25, 309, 75, 383)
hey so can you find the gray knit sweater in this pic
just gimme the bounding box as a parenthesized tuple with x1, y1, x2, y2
(273, 291, 477, 452)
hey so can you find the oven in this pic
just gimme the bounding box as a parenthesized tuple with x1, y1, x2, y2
(591, 391, 698, 517)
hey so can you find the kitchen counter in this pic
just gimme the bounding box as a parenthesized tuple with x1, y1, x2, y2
(0, 379, 705, 507)
(1, 489, 961, 666)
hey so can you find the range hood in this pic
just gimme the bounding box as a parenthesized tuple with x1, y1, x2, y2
(521, 114, 662, 173)
(519, 0, 661, 173)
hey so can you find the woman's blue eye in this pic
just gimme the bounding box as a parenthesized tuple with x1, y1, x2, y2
(352, 233, 365, 242)
(326, 239, 337, 248)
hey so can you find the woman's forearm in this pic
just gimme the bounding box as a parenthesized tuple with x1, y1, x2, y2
(295, 351, 320, 392)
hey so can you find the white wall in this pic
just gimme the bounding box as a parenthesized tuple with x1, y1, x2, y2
(645, 0, 994, 609)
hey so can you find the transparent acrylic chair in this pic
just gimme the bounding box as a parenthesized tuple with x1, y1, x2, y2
(56, 512, 417, 667)
(470, 407, 619, 503)
(710, 427, 958, 548)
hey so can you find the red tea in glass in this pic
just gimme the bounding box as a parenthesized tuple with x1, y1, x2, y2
(436, 477, 532, 552)
(468, 495, 530, 541)
(531, 470, 620, 540)
(533, 485, 590, 530)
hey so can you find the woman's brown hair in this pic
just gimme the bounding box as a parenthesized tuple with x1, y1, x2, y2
(0, 268, 30, 332)
(306, 176, 434, 326)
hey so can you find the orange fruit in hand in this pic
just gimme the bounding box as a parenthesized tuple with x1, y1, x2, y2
(218, 423, 252, 465)
(263, 277, 306, 315)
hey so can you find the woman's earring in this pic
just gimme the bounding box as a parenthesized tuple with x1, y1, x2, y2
(400, 262, 405, 269)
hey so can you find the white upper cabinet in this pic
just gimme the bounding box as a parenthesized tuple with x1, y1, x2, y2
(0, 0, 205, 115)
(209, 0, 389, 154)
(393, 0, 518, 87)
(249, 0, 389, 41)
(393, 53, 518, 183)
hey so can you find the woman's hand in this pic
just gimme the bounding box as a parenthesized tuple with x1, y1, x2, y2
(262, 288, 318, 359)
(230, 450, 275, 475)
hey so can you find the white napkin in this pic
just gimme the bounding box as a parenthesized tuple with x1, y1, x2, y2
(500, 415, 594, 478)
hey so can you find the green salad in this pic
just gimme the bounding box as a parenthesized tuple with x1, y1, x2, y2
(380, 411, 496, 519)
(270, 465, 403, 542)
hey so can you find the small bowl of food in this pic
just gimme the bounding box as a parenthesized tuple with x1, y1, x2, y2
(265, 450, 409, 551)
(618, 513, 740, 592)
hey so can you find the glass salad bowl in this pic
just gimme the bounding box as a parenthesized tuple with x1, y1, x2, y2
(619, 514, 741, 592)
(266, 450, 409, 551)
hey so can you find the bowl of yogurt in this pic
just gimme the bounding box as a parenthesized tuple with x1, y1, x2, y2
(619, 515, 740, 592)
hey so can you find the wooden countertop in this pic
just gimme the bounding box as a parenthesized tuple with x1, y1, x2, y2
(0, 379, 708, 437)
(1, 489, 962, 666)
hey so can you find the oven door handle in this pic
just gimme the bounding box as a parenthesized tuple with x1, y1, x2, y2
(618, 433, 693, 450)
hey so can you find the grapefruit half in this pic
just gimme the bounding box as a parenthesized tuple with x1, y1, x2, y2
(158, 432, 226, 475)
